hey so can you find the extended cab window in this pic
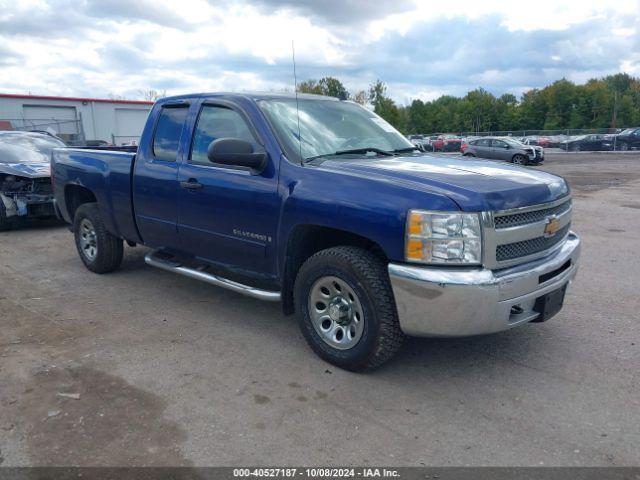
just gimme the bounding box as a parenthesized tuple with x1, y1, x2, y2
(152, 106, 188, 162)
(190, 106, 258, 166)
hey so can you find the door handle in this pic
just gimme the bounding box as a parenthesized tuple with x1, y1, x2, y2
(180, 179, 203, 190)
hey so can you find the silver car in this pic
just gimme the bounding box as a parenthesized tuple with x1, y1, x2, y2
(463, 137, 544, 165)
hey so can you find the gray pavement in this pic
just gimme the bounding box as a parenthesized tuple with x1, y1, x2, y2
(0, 152, 638, 466)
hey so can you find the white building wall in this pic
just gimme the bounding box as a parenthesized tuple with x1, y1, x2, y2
(0, 95, 152, 145)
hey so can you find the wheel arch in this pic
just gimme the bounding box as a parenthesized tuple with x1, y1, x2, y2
(280, 224, 389, 316)
(64, 184, 97, 222)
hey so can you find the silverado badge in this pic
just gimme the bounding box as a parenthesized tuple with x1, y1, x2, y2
(543, 216, 560, 237)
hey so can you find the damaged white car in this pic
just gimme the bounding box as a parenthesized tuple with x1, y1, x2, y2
(0, 131, 65, 230)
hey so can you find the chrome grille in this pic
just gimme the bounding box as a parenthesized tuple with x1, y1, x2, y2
(483, 196, 573, 269)
(494, 199, 571, 229)
(496, 224, 570, 261)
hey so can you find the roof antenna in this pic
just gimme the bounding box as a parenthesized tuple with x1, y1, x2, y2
(292, 40, 303, 166)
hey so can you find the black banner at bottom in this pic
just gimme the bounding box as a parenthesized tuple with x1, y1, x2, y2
(0, 467, 639, 480)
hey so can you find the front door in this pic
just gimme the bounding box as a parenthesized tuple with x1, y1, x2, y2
(176, 102, 280, 278)
(490, 139, 511, 161)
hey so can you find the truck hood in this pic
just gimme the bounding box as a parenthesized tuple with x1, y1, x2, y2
(0, 161, 51, 178)
(317, 154, 568, 211)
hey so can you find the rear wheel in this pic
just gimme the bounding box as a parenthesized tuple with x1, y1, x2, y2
(73, 203, 123, 273)
(512, 154, 528, 165)
(0, 201, 11, 231)
(294, 246, 404, 371)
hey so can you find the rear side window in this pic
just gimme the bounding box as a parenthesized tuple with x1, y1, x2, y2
(152, 106, 188, 161)
(190, 105, 258, 166)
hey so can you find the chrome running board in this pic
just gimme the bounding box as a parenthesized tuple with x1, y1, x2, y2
(144, 251, 281, 302)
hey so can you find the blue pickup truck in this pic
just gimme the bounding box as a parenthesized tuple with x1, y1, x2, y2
(52, 92, 580, 370)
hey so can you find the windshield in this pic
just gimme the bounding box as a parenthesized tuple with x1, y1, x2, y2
(503, 138, 525, 147)
(258, 98, 414, 161)
(0, 133, 66, 164)
(620, 128, 635, 135)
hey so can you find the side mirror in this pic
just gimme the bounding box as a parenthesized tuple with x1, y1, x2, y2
(207, 138, 266, 173)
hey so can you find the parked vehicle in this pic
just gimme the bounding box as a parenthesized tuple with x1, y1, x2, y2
(0, 131, 65, 230)
(522, 136, 551, 148)
(560, 134, 614, 152)
(84, 140, 113, 147)
(407, 134, 433, 152)
(52, 93, 580, 371)
(614, 127, 640, 151)
(464, 137, 544, 165)
(433, 134, 462, 152)
(547, 135, 568, 148)
(460, 136, 481, 154)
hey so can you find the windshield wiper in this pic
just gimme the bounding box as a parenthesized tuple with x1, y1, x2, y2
(335, 147, 395, 156)
(389, 147, 420, 154)
(304, 146, 415, 163)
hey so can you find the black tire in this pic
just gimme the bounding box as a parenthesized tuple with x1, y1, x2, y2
(512, 154, 528, 165)
(569, 144, 580, 152)
(463, 153, 475, 157)
(0, 201, 11, 231)
(618, 142, 629, 151)
(294, 246, 404, 371)
(73, 203, 123, 274)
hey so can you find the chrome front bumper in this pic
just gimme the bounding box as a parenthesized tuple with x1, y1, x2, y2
(388, 233, 580, 337)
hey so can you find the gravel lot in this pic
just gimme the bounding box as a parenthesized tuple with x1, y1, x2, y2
(1, 152, 639, 467)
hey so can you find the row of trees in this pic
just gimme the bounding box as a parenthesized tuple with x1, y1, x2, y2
(297, 73, 640, 134)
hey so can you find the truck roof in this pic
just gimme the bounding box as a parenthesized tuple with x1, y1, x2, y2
(156, 92, 341, 104)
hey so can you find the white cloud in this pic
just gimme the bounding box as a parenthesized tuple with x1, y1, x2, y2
(0, 0, 638, 102)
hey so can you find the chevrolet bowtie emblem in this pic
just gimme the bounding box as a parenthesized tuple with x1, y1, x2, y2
(543, 216, 560, 237)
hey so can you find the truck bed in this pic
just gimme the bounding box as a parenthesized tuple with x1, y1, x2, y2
(51, 148, 141, 243)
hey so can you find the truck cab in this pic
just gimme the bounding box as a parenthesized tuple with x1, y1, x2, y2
(52, 92, 580, 371)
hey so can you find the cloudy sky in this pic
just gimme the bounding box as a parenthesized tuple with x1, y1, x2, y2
(0, 0, 638, 104)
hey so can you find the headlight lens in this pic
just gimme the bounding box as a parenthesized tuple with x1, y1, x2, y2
(406, 210, 482, 264)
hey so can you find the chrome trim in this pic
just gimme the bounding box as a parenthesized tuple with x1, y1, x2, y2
(494, 206, 571, 244)
(388, 232, 580, 337)
(493, 196, 571, 217)
(484, 196, 573, 269)
(145, 251, 281, 302)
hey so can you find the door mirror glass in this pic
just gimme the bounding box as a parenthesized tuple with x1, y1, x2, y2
(207, 138, 266, 172)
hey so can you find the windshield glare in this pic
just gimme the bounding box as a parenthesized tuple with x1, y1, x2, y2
(504, 138, 525, 147)
(258, 99, 414, 161)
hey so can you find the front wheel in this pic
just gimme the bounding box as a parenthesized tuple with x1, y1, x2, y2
(294, 246, 404, 371)
(512, 154, 528, 165)
(618, 142, 629, 151)
(73, 203, 123, 273)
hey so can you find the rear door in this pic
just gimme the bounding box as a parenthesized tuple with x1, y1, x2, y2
(132, 102, 190, 250)
(473, 138, 490, 158)
(176, 100, 280, 277)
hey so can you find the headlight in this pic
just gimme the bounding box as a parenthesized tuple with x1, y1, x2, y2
(405, 210, 482, 264)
